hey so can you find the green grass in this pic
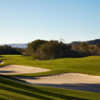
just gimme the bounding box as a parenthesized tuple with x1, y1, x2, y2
(0, 55, 100, 100)
(1, 55, 100, 76)
(1, 75, 100, 100)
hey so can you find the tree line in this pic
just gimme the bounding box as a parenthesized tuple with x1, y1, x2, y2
(24, 39, 100, 60)
(0, 45, 22, 55)
(0, 39, 100, 60)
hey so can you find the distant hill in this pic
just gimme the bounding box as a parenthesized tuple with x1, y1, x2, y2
(71, 39, 100, 45)
(1, 39, 100, 48)
(87, 39, 100, 45)
(8, 44, 27, 48)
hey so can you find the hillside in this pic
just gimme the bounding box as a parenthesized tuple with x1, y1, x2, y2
(71, 39, 100, 45)
(2, 55, 100, 76)
(0, 75, 100, 100)
(1, 39, 100, 49)
(0, 55, 100, 99)
(87, 39, 100, 45)
(8, 44, 27, 48)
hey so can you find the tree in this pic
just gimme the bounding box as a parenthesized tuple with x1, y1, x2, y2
(34, 40, 72, 60)
(25, 40, 47, 56)
(0, 45, 22, 54)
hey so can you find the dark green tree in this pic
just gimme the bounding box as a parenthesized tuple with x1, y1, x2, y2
(25, 40, 47, 56)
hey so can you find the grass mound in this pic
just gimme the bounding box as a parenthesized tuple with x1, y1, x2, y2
(0, 55, 100, 100)
(2, 55, 100, 76)
(0, 75, 100, 100)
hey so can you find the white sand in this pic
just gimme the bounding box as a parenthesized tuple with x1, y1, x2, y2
(0, 65, 50, 75)
(0, 61, 4, 64)
(1, 65, 100, 92)
(18, 73, 100, 84)
(17, 73, 100, 92)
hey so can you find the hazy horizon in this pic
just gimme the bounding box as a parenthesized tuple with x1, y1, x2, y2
(0, 0, 100, 44)
(0, 38, 99, 45)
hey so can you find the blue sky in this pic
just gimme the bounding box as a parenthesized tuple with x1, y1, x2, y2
(0, 0, 100, 44)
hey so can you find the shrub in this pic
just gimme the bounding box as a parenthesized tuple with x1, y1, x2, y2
(34, 41, 72, 60)
(25, 40, 47, 56)
(0, 45, 22, 55)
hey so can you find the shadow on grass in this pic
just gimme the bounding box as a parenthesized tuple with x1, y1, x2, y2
(0, 75, 88, 100)
(0, 96, 7, 100)
(12, 76, 100, 93)
(0, 71, 14, 74)
(0, 86, 88, 100)
(32, 83, 100, 93)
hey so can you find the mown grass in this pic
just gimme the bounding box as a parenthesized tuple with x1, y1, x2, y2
(0, 55, 100, 100)
(1, 75, 100, 100)
(1, 55, 100, 76)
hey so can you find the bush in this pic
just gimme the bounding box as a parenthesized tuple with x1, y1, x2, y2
(0, 45, 22, 55)
(26, 40, 98, 60)
(33, 41, 72, 60)
(25, 40, 47, 56)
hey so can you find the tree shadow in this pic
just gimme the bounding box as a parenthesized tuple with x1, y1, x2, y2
(30, 83, 100, 93)
(0, 75, 88, 100)
(14, 76, 100, 93)
(16, 76, 39, 79)
(0, 70, 15, 73)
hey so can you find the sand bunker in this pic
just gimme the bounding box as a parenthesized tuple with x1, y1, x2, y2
(0, 61, 4, 64)
(17, 73, 100, 92)
(18, 73, 100, 84)
(1, 64, 100, 92)
(0, 65, 50, 75)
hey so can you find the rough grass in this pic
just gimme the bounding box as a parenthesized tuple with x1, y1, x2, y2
(0, 75, 100, 100)
(1, 55, 100, 76)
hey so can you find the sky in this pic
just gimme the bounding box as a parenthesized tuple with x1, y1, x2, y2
(0, 0, 100, 44)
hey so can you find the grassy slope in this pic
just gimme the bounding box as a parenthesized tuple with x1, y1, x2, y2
(2, 55, 100, 76)
(0, 75, 100, 100)
(0, 55, 100, 100)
